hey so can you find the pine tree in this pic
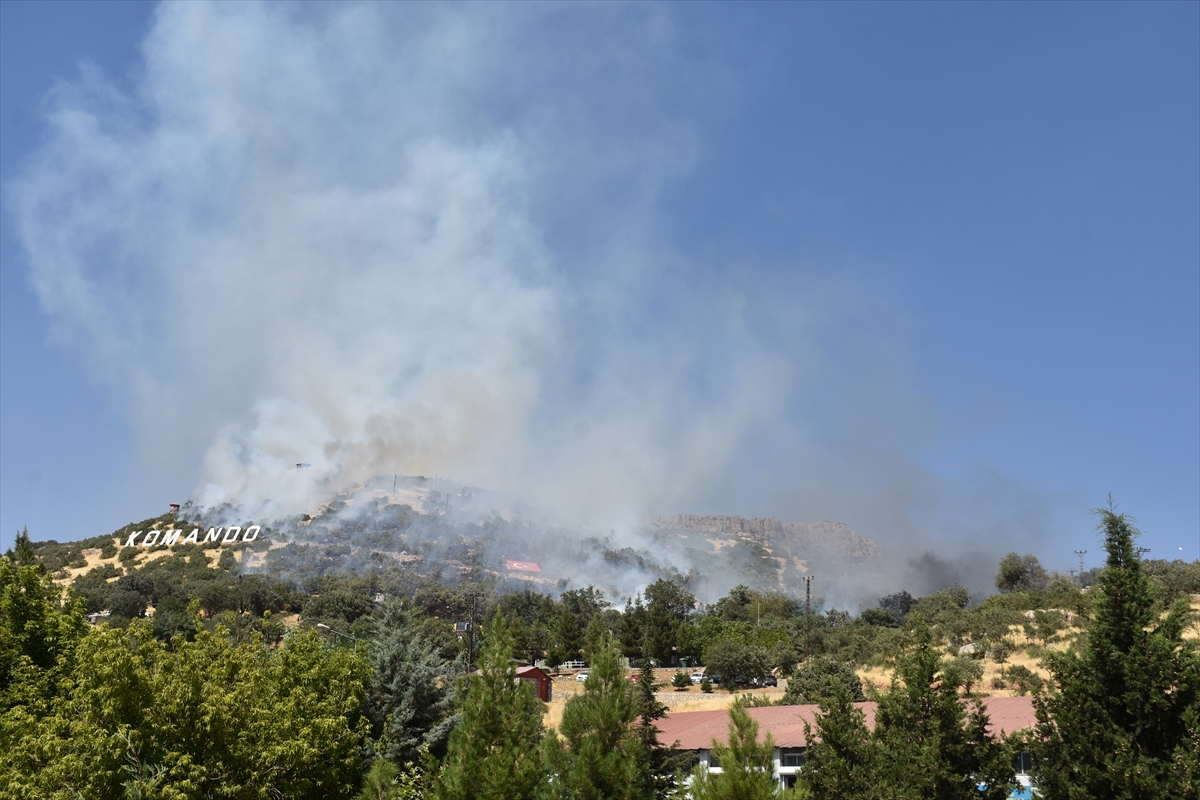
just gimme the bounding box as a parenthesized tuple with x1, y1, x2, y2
(1032, 501, 1200, 798)
(435, 612, 545, 800)
(368, 601, 459, 764)
(633, 656, 690, 799)
(799, 681, 879, 799)
(542, 633, 651, 800)
(5, 526, 37, 567)
(690, 700, 787, 800)
(871, 631, 1013, 800)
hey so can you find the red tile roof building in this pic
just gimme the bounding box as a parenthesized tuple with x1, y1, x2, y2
(654, 696, 1037, 791)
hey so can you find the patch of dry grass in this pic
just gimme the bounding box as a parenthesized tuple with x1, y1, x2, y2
(56, 540, 121, 584)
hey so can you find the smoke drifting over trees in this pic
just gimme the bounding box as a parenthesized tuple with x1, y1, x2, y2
(11, 3, 1080, 595)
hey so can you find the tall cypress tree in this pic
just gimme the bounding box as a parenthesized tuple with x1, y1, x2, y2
(549, 604, 582, 667)
(435, 612, 545, 800)
(1032, 502, 1200, 798)
(542, 633, 651, 800)
(620, 595, 647, 660)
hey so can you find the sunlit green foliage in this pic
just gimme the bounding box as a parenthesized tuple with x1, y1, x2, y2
(435, 613, 545, 800)
(542, 634, 651, 800)
(781, 655, 864, 705)
(1, 619, 370, 799)
(1032, 503, 1200, 799)
(690, 700, 796, 800)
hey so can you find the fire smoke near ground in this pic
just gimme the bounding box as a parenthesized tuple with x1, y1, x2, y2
(9, 3, 1070, 602)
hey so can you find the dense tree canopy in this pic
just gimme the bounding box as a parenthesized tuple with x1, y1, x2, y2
(2, 620, 371, 799)
(781, 655, 864, 705)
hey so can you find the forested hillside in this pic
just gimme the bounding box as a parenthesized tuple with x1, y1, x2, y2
(2, 505, 1197, 798)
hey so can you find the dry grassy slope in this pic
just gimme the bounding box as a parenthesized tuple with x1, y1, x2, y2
(859, 598, 1200, 698)
(54, 536, 245, 586)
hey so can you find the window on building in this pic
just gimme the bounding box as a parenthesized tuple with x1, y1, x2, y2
(780, 748, 806, 767)
(1013, 750, 1032, 774)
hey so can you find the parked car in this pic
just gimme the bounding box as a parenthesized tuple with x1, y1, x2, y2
(690, 671, 707, 684)
(754, 675, 778, 687)
(706, 673, 722, 685)
(575, 671, 589, 682)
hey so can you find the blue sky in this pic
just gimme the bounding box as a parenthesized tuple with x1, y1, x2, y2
(1, 1, 1196, 578)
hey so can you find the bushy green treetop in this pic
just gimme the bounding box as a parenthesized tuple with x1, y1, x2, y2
(2, 622, 371, 799)
(781, 656, 864, 705)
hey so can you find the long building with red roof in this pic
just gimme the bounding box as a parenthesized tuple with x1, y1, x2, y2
(654, 696, 1038, 793)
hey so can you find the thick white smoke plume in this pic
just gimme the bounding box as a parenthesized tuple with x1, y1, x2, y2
(10, 2, 1071, 598)
(10, 3, 782, 524)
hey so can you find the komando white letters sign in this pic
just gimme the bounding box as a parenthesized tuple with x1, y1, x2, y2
(123, 525, 261, 547)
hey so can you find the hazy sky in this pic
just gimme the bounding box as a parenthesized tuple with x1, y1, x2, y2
(2, 1, 1196, 574)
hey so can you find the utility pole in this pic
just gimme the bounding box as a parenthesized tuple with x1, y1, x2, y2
(1135, 547, 1151, 559)
(802, 575, 815, 662)
(236, 575, 244, 645)
(1074, 550, 1087, 583)
(467, 592, 479, 670)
